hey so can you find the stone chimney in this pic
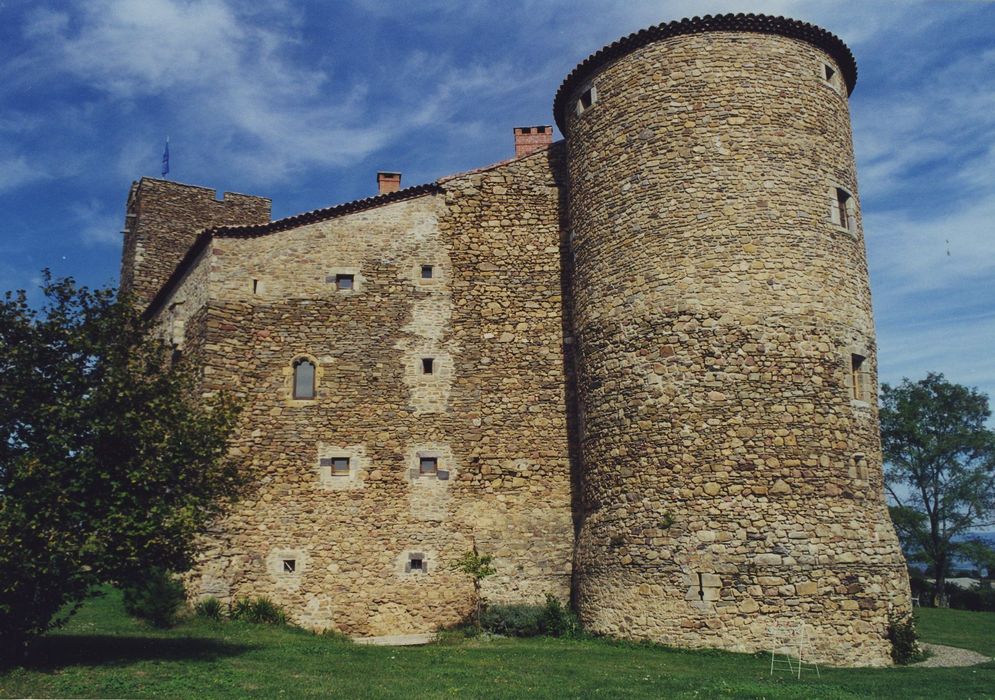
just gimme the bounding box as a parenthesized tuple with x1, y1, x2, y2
(377, 171, 401, 195)
(514, 126, 553, 157)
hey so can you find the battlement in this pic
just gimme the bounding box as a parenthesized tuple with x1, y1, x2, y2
(119, 177, 271, 308)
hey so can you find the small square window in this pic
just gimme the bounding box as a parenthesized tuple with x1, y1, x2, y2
(335, 274, 354, 290)
(282, 559, 296, 573)
(419, 457, 438, 475)
(576, 85, 597, 115)
(421, 265, 434, 279)
(332, 457, 350, 476)
(422, 357, 434, 374)
(824, 64, 836, 81)
(409, 556, 424, 572)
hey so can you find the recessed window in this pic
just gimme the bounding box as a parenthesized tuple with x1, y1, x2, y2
(830, 186, 856, 232)
(824, 64, 836, 81)
(851, 353, 868, 401)
(335, 274, 354, 290)
(293, 358, 316, 399)
(836, 188, 852, 230)
(576, 85, 597, 115)
(422, 357, 434, 374)
(419, 457, 438, 475)
(252, 279, 259, 294)
(282, 559, 296, 573)
(421, 265, 434, 279)
(852, 453, 869, 480)
(407, 553, 426, 573)
(320, 457, 350, 476)
(170, 347, 183, 367)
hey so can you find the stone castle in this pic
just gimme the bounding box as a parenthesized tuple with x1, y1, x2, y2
(119, 14, 911, 665)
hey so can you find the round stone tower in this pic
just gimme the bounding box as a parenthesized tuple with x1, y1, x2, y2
(555, 14, 910, 666)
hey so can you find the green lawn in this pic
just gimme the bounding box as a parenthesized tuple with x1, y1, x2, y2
(2, 590, 993, 699)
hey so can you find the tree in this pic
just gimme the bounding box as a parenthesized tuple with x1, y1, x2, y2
(881, 373, 995, 607)
(0, 274, 244, 662)
(451, 543, 496, 630)
(957, 538, 995, 578)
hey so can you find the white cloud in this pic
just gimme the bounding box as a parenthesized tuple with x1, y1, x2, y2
(0, 154, 48, 192)
(72, 200, 121, 247)
(18, 0, 529, 184)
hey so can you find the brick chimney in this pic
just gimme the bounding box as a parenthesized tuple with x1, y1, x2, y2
(514, 126, 553, 157)
(377, 171, 401, 195)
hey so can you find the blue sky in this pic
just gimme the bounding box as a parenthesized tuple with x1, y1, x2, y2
(1, 0, 994, 407)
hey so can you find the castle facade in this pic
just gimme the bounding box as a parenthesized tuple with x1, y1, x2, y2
(120, 14, 911, 665)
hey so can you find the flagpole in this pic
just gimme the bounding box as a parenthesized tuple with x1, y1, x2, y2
(162, 136, 170, 179)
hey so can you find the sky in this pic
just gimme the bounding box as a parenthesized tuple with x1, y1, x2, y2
(1, 0, 994, 408)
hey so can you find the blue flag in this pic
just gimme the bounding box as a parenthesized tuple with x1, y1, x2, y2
(161, 137, 170, 177)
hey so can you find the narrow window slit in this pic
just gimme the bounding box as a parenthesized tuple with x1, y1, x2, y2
(836, 188, 852, 230)
(850, 354, 866, 401)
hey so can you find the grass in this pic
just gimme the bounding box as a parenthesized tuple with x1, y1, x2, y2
(0, 589, 993, 699)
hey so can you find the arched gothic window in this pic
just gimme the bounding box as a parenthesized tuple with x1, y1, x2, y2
(293, 358, 316, 399)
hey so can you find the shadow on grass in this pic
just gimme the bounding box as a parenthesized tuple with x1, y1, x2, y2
(20, 634, 251, 671)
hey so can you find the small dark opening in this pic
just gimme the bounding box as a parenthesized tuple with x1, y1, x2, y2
(336, 274, 354, 290)
(170, 347, 182, 367)
(422, 357, 434, 374)
(697, 572, 705, 601)
(421, 265, 433, 279)
(282, 559, 296, 573)
(824, 64, 836, 81)
(410, 557, 423, 571)
(332, 457, 350, 475)
(579, 88, 593, 110)
(252, 279, 258, 294)
(537, 126, 546, 133)
(420, 457, 438, 475)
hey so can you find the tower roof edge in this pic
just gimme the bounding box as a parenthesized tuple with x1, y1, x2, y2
(553, 13, 857, 134)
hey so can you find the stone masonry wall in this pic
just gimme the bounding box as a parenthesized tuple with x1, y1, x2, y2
(120, 178, 271, 308)
(157, 149, 574, 634)
(563, 31, 909, 666)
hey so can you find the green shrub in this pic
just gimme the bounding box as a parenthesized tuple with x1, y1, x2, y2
(194, 596, 224, 621)
(480, 603, 544, 637)
(540, 594, 580, 637)
(887, 612, 925, 665)
(120, 568, 186, 628)
(947, 584, 995, 612)
(480, 595, 580, 638)
(229, 596, 288, 625)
